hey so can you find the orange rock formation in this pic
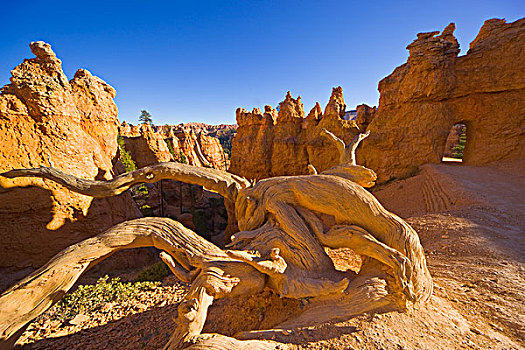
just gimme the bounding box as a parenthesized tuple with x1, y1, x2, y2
(230, 19, 524, 184)
(357, 19, 525, 182)
(229, 88, 361, 179)
(0, 41, 140, 268)
(443, 124, 465, 158)
(118, 123, 230, 238)
(121, 124, 174, 168)
(120, 123, 228, 170)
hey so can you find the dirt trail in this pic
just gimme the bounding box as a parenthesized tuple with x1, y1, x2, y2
(375, 160, 525, 348)
(17, 160, 525, 349)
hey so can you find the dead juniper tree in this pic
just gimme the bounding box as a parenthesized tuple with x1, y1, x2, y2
(0, 130, 432, 350)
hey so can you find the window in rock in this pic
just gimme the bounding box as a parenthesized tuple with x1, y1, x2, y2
(442, 123, 467, 163)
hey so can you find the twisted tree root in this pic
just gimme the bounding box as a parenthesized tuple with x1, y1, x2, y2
(0, 217, 266, 350)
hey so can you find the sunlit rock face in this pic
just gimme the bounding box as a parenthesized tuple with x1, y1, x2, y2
(357, 19, 525, 183)
(230, 19, 524, 184)
(121, 123, 174, 168)
(229, 88, 362, 180)
(119, 123, 228, 170)
(0, 41, 140, 269)
(117, 123, 230, 238)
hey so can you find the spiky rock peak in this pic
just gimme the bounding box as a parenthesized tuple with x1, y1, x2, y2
(277, 91, 305, 122)
(323, 86, 347, 120)
(406, 22, 460, 63)
(230, 88, 363, 179)
(30, 41, 60, 62)
(306, 102, 323, 121)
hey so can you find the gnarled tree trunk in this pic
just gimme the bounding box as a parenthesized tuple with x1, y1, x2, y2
(0, 131, 432, 349)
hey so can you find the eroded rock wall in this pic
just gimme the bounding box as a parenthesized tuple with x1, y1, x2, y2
(158, 123, 237, 138)
(120, 124, 228, 170)
(357, 19, 525, 183)
(118, 123, 230, 239)
(0, 42, 140, 268)
(197, 132, 228, 169)
(229, 88, 361, 180)
(121, 124, 174, 169)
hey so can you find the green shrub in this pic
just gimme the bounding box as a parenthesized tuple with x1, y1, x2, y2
(166, 138, 178, 160)
(131, 184, 151, 216)
(133, 184, 149, 196)
(117, 136, 137, 172)
(139, 203, 154, 216)
(136, 262, 171, 282)
(452, 127, 467, 159)
(52, 276, 159, 321)
(179, 152, 188, 164)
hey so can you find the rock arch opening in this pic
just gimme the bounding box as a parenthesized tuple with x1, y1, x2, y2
(442, 123, 467, 163)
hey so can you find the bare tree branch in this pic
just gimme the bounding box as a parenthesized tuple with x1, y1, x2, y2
(1, 162, 249, 202)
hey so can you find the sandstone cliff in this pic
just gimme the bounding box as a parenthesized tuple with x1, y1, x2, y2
(229, 19, 524, 184)
(121, 124, 174, 169)
(120, 123, 228, 170)
(357, 19, 525, 183)
(118, 123, 230, 239)
(229, 88, 361, 179)
(158, 122, 237, 138)
(0, 42, 140, 269)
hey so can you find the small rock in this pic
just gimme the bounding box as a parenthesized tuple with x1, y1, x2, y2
(101, 302, 116, 311)
(490, 323, 503, 331)
(53, 329, 69, 338)
(470, 327, 482, 335)
(69, 314, 90, 325)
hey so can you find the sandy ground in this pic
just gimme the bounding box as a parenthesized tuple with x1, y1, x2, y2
(14, 160, 525, 349)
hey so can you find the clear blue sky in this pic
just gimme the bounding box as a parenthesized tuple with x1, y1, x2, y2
(1, 1, 523, 125)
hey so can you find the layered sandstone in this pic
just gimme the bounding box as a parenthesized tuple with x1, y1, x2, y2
(357, 19, 525, 182)
(0, 41, 140, 268)
(230, 88, 361, 179)
(120, 124, 228, 170)
(118, 124, 229, 238)
(161, 122, 237, 139)
(197, 132, 228, 169)
(122, 124, 174, 169)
